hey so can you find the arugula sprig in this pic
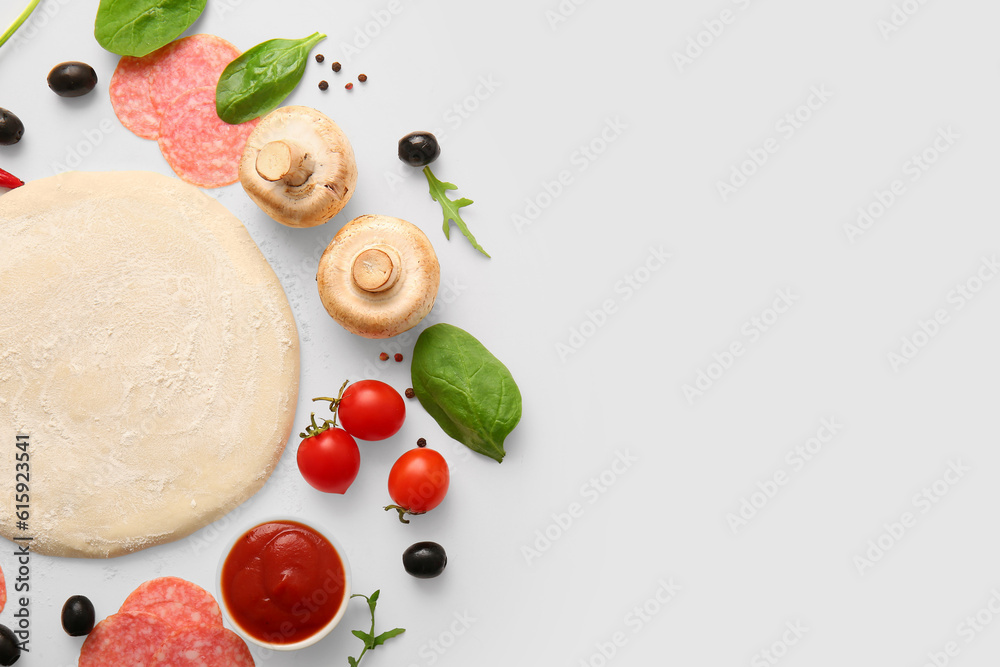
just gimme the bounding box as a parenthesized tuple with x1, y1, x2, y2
(423, 166, 490, 258)
(0, 0, 40, 51)
(347, 590, 405, 667)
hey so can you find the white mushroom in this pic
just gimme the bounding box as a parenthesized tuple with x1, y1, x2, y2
(317, 215, 440, 339)
(239, 106, 357, 228)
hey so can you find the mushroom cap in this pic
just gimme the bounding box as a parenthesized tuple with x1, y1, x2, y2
(317, 214, 440, 339)
(239, 106, 357, 228)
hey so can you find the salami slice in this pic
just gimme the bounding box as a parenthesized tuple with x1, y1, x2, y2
(78, 611, 173, 667)
(110, 35, 239, 142)
(157, 86, 258, 188)
(122, 599, 223, 631)
(120, 577, 222, 623)
(149, 35, 240, 116)
(150, 625, 255, 667)
(109, 48, 171, 140)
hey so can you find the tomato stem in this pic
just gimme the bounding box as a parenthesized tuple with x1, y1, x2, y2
(312, 379, 350, 427)
(384, 505, 425, 524)
(298, 412, 336, 439)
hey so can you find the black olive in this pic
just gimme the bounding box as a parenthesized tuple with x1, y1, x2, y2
(0, 624, 19, 665)
(47, 62, 98, 98)
(398, 132, 440, 167)
(0, 108, 24, 146)
(61, 595, 96, 636)
(402, 541, 447, 578)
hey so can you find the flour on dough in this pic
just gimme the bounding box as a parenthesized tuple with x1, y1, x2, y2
(0, 171, 299, 557)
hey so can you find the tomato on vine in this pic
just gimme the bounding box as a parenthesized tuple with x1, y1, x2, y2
(385, 442, 450, 523)
(297, 424, 360, 494)
(296, 380, 361, 494)
(337, 379, 405, 441)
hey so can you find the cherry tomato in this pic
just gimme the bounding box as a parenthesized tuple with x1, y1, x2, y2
(296, 427, 360, 494)
(386, 448, 449, 522)
(338, 380, 405, 441)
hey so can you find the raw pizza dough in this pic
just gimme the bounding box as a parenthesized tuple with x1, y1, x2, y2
(0, 171, 299, 557)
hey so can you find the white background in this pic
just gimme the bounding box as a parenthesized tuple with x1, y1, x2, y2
(2, 0, 1000, 665)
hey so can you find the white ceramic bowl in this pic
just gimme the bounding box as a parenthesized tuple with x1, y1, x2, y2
(217, 516, 352, 651)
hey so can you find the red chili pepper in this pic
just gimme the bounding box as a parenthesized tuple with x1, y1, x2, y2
(0, 167, 23, 189)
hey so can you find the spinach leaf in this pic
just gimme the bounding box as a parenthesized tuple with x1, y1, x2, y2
(411, 324, 521, 463)
(94, 0, 205, 57)
(216, 32, 325, 125)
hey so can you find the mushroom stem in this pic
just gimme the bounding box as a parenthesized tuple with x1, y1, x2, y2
(352, 245, 401, 293)
(255, 140, 311, 187)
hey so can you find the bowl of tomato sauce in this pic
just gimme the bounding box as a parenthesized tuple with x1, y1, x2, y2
(217, 517, 352, 650)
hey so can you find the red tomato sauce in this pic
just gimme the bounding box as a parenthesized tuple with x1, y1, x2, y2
(221, 520, 346, 645)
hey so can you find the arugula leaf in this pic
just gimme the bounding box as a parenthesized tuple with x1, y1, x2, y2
(347, 590, 405, 666)
(95, 0, 206, 57)
(373, 628, 406, 646)
(422, 166, 490, 258)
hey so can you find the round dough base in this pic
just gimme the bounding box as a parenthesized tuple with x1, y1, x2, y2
(0, 171, 299, 557)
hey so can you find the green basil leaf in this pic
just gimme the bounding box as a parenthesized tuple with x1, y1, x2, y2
(411, 324, 522, 463)
(94, 0, 205, 57)
(215, 32, 325, 125)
